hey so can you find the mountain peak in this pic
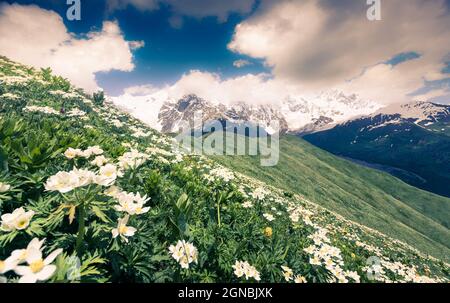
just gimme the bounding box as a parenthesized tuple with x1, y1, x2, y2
(375, 101, 450, 124)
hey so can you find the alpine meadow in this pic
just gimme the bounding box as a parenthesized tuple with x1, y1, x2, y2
(0, 57, 449, 283)
(1, 0, 450, 289)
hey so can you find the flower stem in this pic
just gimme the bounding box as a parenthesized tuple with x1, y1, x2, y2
(217, 199, 221, 228)
(75, 203, 86, 256)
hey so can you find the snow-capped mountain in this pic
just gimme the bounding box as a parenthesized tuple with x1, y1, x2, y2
(158, 94, 289, 134)
(281, 90, 382, 133)
(304, 101, 450, 197)
(112, 90, 381, 134)
(372, 101, 450, 126)
(330, 101, 450, 134)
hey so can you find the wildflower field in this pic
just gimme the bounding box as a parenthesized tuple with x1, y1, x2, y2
(0, 56, 449, 283)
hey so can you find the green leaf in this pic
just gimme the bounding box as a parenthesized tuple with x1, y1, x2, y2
(91, 205, 111, 223)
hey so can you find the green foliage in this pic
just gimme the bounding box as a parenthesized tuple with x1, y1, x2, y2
(0, 56, 448, 284)
(215, 134, 450, 261)
(93, 90, 105, 106)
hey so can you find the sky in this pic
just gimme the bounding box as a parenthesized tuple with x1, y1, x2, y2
(0, 0, 450, 105)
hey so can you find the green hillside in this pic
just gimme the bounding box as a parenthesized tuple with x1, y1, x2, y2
(215, 135, 450, 261)
(0, 56, 448, 283)
(303, 113, 450, 197)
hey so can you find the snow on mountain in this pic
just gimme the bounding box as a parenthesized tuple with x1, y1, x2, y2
(157, 94, 289, 134)
(111, 89, 382, 134)
(373, 101, 450, 125)
(111, 91, 168, 131)
(281, 90, 382, 133)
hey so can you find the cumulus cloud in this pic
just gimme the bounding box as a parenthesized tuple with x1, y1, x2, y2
(118, 69, 306, 107)
(228, 0, 450, 103)
(124, 84, 160, 96)
(0, 3, 142, 92)
(233, 59, 252, 68)
(412, 88, 450, 102)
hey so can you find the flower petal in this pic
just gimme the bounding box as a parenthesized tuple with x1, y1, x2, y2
(14, 265, 32, 276)
(36, 265, 56, 281)
(19, 274, 38, 283)
(44, 249, 63, 265)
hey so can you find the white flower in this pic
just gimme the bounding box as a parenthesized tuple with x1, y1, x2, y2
(91, 155, 108, 167)
(232, 261, 261, 281)
(1, 92, 20, 100)
(14, 242, 62, 283)
(45, 171, 79, 193)
(242, 201, 253, 208)
(168, 240, 198, 269)
(86, 146, 104, 156)
(79, 149, 93, 158)
(94, 164, 118, 186)
(112, 215, 136, 242)
(0, 256, 17, 275)
(67, 108, 86, 117)
(0, 207, 35, 232)
(281, 266, 293, 281)
(263, 213, 275, 222)
(10, 238, 45, 265)
(114, 192, 150, 215)
(250, 187, 268, 200)
(345, 271, 361, 283)
(73, 168, 95, 187)
(23, 105, 59, 115)
(0, 182, 11, 193)
(118, 149, 149, 170)
(64, 148, 81, 159)
(104, 185, 120, 197)
(209, 167, 235, 182)
(294, 275, 307, 283)
(309, 256, 321, 266)
(131, 193, 151, 215)
(303, 245, 316, 255)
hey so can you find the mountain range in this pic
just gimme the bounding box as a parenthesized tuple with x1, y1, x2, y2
(112, 90, 382, 134)
(114, 91, 450, 197)
(304, 101, 450, 197)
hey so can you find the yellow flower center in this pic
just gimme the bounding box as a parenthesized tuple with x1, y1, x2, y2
(119, 225, 128, 234)
(17, 219, 28, 229)
(30, 259, 44, 273)
(0, 260, 4, 271)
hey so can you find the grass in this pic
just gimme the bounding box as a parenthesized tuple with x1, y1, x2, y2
(215, 134, 450, 261)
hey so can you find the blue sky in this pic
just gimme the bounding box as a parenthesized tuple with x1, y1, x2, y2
(2, 0, 268, 95)
(1, 0, 449, 104)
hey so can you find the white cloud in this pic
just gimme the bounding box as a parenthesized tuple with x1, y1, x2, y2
(233, 59, 252, 68)
(411, 87, 450, 103)
(228, 0, 450, 103)
(0, 3, 142, 92)
(124, 84, 159, 96)
(117, 69, 306, 107)
(129, 40, 145, 50)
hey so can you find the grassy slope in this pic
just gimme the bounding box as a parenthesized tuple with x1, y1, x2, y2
(1, 56, 449, 283)
(215, 135, 450, 261)
(303, 119, 450, 198)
